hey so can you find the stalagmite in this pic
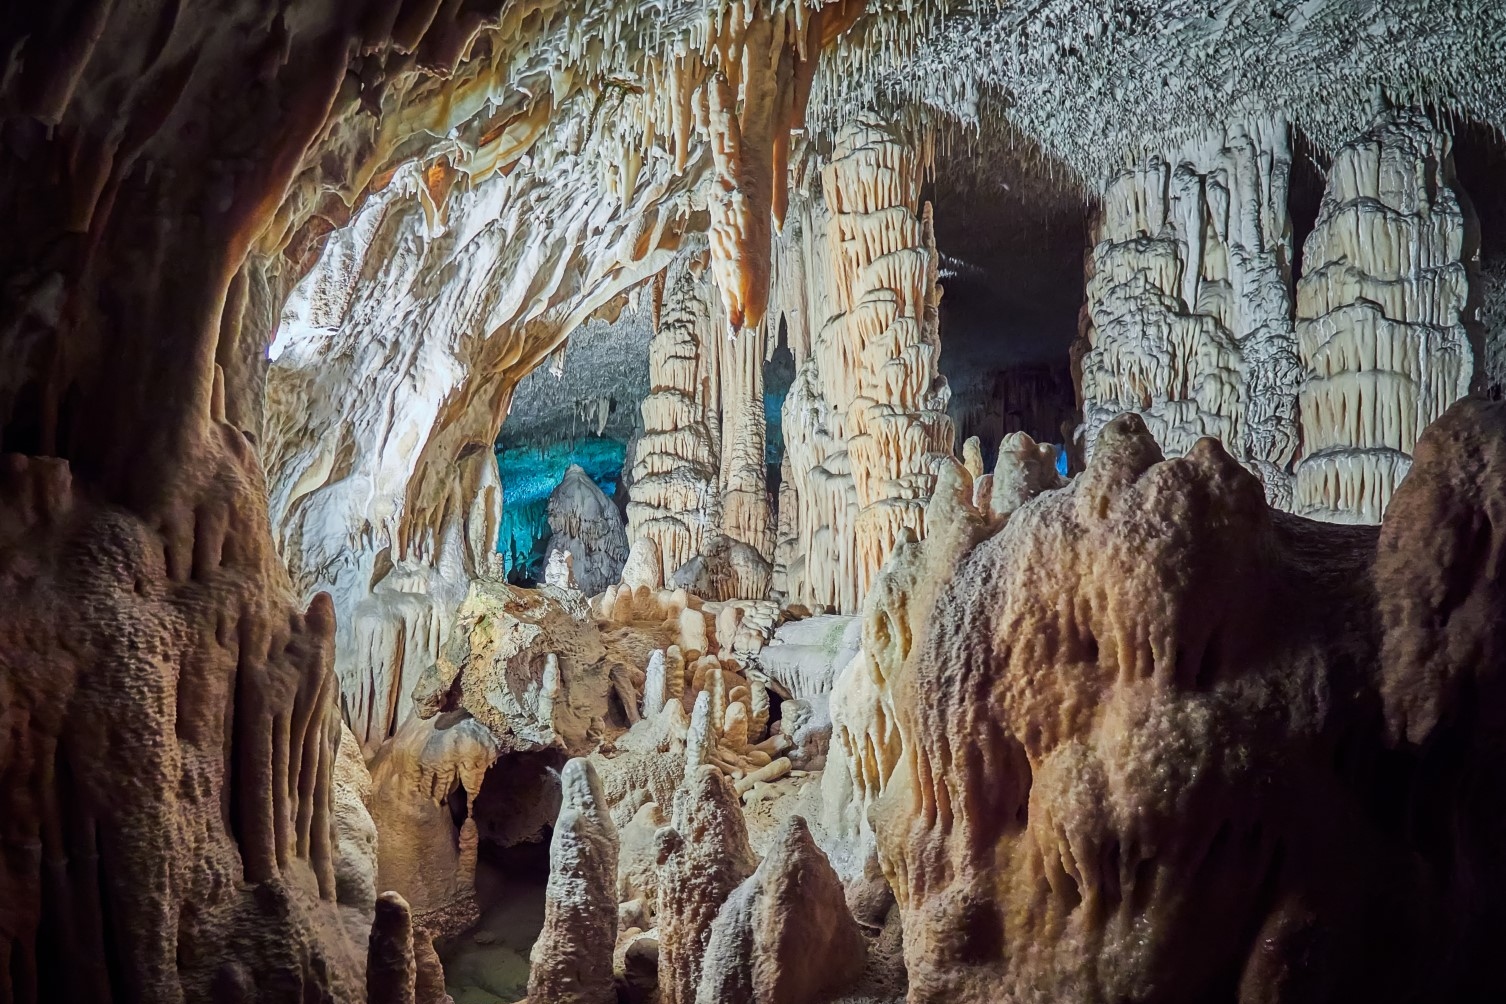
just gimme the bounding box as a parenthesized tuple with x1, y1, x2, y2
(1294, 108, 1475, 523)
(989, 431, 1065, 519)
(546, 465, 630, 595)
(621, 537, 666, 590)
(644, 649, 670, 717)
(529, 758, 620, 1004)
(368, 893, 418, 1004)
(695, 816, 865, 1004)
(1077, 121, 1301, 506)
(656, 767, 759, 1004)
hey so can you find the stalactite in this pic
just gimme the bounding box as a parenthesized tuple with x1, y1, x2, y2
(1293, 108, 1475, 523)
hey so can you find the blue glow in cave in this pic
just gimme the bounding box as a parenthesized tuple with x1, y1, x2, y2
(1055, 444, 1069, 477)
(495, 436, 626, 582)
(764, 389, 786, 466)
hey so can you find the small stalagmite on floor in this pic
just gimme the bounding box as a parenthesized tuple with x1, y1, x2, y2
(696, 815, 866, 1004)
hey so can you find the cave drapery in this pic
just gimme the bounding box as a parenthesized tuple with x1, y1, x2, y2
(3, 1, 1506, 1003)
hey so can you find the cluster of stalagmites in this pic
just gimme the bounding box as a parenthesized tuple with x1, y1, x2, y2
(825, 398, 1506, 1002)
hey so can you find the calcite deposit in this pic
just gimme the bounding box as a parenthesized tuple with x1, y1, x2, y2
(4, 1, 1506, 1003)
(850, 403, 1506, 1002)
(1294, 109, 1475, 523)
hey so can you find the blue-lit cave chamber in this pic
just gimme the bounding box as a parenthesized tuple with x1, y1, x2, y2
(493, 311, 649, 585)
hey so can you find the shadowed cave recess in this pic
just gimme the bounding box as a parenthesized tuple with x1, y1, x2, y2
(2, 3, 1506, 1004)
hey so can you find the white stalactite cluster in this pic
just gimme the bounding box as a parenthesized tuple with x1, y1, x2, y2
(1294, 109, 1475, 523)
(778, 119, 954, 613)
(1078, 120, 1301, 506)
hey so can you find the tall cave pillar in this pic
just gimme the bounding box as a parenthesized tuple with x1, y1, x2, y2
(626, 260, 722, 582)
(1078, 121, 1302, 506)
(782, 119, 954, 613)
(1293, 109, 1475, 523)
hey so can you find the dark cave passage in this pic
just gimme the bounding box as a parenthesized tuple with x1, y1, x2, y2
(438, 750, 565, 1003)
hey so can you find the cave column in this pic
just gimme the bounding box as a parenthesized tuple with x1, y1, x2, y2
(626, 258, 723, 582)
(1292, 108, 1475, 523)
(781, 119, 953, 613)
(1077, 120, 1301, 505)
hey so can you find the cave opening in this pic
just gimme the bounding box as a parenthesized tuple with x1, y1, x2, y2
(1451, 117, 1506, 399)
(764, 336, 795, 501)
(493, 309, 650, 584)
(438, 749, 565, 1003)
(926, 117, 1092, 472)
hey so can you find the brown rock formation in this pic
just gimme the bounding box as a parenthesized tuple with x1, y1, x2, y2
(528, 758, 620, 1004)
(851, 402, 1506, 1003)
(695, 815, 865, 1004)
(655, 766, 759, 1004)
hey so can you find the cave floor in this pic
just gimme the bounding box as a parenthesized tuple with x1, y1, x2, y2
(439, 854, 546, 1003)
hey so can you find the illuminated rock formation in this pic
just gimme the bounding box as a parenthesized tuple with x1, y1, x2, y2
(1294, 109, 1475, 523)
(546, 464, 630, 596)
(626, 259, 722, 584)
(696, 816, 866, 1004)
(368, 713, 499, 914)
(846, 403, 1506, 1003)
(529, 758, 620, 1004)
(780, 119, 956, 613)
(1078, 121, 1301, 505)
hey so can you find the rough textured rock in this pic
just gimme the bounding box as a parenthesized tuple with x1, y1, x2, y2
(756, 614, 862, 699)
(1294, 108, 1475, 523)
(529, 758, 620, 1004)
(546, 465, 630, 596)
(696, 815, 866, 1004)
(656, 766, 760, 1004)
(334, 723, 380, 914)
(424, 580, 612, 754)
(849, 404, 1506, 1003)
(368, 713, 499, 913)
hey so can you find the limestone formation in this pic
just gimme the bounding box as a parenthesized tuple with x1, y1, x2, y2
(7, 2, 1506, 1003)
(780, 118, 956, 612)
(546, 465, 630, 596)
(529, 759, 620, 1004)
(1078, 121, 1301, 506)
(368, 713, 499, 913)
(621, 538, 666, 590)
(425, 580, 612, 754)
(1294, 109, 1475, 523)
(849, 404, 1506, 1002)
(696, 816, 866, 1004)
(656, 766, 760, 1004)
(757, 614, 862, 699)
(626, 258, 723, 584)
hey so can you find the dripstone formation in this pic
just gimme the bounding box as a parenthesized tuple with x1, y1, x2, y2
(3, 2, 1505, 1004)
